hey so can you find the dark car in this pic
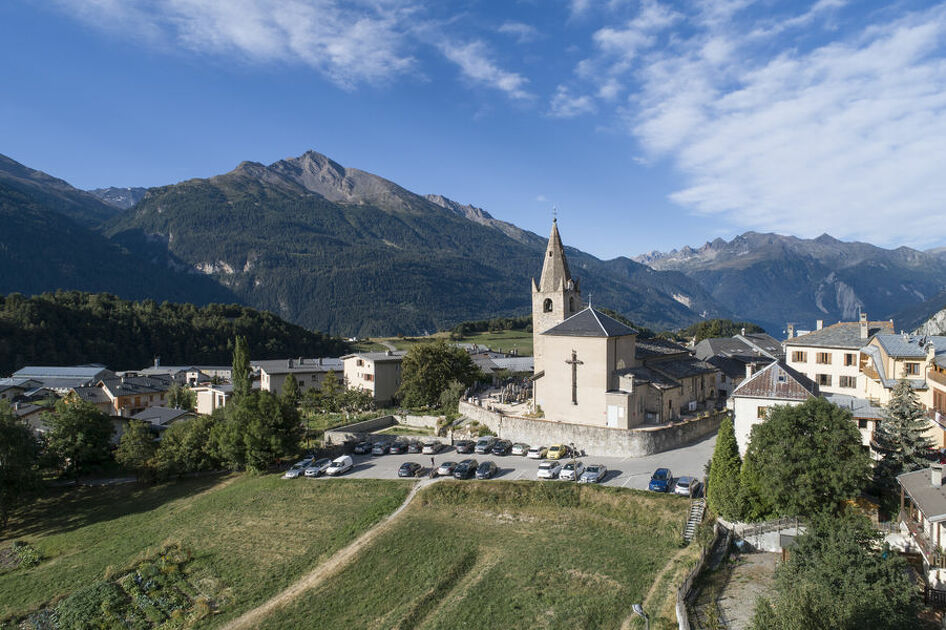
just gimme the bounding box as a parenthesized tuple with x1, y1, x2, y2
(407, 439, 423, 454)
(389, 440, 409, 455)
(490, 440, 512, 456)
(475, 460, 498, 479)
(398, 462, 422, 478)
(474, 436, 498, 454)
(455, 440, 475, 454)
(648, 468, 673, 492)
(353, 440, 373, 455)
(371, 440, 392, 456)
(453, 459, 479, 479)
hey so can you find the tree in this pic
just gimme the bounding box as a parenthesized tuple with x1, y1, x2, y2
(752, 510, 919, 630)
(209, 391, 302, 473)
(438, 380, 467, 412)
(115, 420, 157, 481)
(874, 380, 934, 498)
(282, 373, 300, 408)
(166, 383, 196, 411)
(0, 404, 40, 530)
(155, 415, 218, 476)
(707, 416, 743, 520)
(397, 341, 481, 408)
(743, 398, 869, 518)
(45, 397, 114, 478)
(232, 335, 252, 400)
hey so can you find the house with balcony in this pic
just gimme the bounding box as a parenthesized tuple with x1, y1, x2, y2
(899, 465, 946, 589)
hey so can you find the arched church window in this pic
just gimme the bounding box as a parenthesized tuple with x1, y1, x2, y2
(569, 297, 575, 312)
(543, 298, 553, 313)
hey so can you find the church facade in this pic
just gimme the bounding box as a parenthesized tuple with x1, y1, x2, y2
(531, 221, 718, 429)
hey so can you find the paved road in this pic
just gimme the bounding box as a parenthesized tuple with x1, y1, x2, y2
(303, 435, 716, 490)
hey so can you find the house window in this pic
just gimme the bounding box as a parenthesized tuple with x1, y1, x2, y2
(839, 375, 857, 389)
(791, 351, 807, 363)
(844, 353, 857, 366)
(858, 418, 868, 429)
(905, 362, 920, 376)
(817, 374, 832, 386)
(356, 359, 364, 366)
(757, 406, 768, 418)
(543, 298, 553, 313)
(816, 352, 832, 365)
(364, 374, 374, 382)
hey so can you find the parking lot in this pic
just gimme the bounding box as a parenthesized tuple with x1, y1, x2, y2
(298, 435, 716, 491)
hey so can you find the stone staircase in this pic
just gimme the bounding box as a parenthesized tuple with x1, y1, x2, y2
(684, 498, 706, 544)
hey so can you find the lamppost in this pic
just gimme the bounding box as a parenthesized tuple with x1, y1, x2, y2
(631, 604, 649, 630)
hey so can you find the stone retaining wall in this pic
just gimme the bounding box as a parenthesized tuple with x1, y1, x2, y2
(323, 415, 396, 444)
(458, 401, 723, 457)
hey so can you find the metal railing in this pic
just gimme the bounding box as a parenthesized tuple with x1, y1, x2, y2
(901, 512, 946, 568)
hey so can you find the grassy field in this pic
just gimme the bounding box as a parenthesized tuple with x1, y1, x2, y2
(257, 481, 698, 630)
(0, 475, 411, 627)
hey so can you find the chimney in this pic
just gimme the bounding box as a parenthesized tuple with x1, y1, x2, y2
(933, 463, 944, 488)
(386, 350, 393, 357)
(787, 324, 795, 339)
(154, 356, 160, 368)
(816, 319, 824, 331)
(288, 358, 294, 368)
(298, 357, 304, 365)
(745, 363, 754, 380)
(859, 312, 868, 340)
(318, 357, 323, 366)
(740, 327, 746, 336)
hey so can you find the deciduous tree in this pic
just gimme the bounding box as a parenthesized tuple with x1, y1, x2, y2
(397, 341, 481, 408)
(45, 397, 114, 478)
(0, 404, 40, 530)
(115, 420, 156, 481)
(166, 383, 196, 411)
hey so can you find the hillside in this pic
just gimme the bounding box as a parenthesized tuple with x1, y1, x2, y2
(105, 150, 725, 335)
(635, 232, 946, 333)
(88, 186, 148, 210)
(0, 291, 348, 373)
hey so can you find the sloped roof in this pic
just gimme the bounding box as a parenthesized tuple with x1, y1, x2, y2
(13, 365, 110, 379)
(491, 357, 534, 372)
(899, 467, 946, 522)
(340, 351, 406, 363)
(824, 394, 884, 420)
(732, 361, 818, 401)
(873, 334, 946, 358)
(738, 333, 783, 358)
(541, 307, 637, 338)
(72, 385, 110, 404)
(784, 321, 893, 349)
(99, 374, 174, 398)
(694, 337, 752, 360)
(131, 406, 194, 427)
(615, 366, 680, 390)
(649, 357, 717, 380)
(636, 337, 689, 359)
(254, 357, 343, 375)
(537, 220, 574, 293)
(860, 343, 928, 390)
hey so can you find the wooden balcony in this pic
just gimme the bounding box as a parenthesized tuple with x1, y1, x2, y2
(929, 369, 946, 388)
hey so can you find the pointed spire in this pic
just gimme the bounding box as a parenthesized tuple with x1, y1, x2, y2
(539, 220, 573, 292)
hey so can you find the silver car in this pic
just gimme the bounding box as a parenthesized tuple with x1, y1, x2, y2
(674, 476, 699, 496)
(526, 446, 548, 459)
(304, 458, 332, 477)
(536, 460, 562, 479)
(421, 441, 443, 454)
(559, 461, 585, 481)
(511, 442, 530, 456)
(578, 464, 608, 484)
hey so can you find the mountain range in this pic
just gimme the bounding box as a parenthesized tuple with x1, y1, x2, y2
(2, 148, 945, 337)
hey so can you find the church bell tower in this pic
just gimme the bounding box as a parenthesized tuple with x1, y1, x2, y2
(532, 219, 582, 374)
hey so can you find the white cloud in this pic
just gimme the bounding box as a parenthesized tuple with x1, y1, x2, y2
(56, 0, 419, 88)
(549, 85, 596, 118)
(439, 40, 532, 100)
(498, 21, 539, 44)
(629, 3, 946, 248)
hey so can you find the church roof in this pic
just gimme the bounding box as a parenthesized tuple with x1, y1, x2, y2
(541, 307, 638, 338)
(537, 220, 576, 293)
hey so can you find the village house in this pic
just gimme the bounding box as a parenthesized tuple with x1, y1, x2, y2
(10, 365, 114, 393)
(531, 220, 718, 429)
(341, 351, 405, 405)
(693, 335, 779, 398)
(71, 373, 174, 418)
(130, 405, 196, 432)
(193, 382, 232, 416)
(784, 313, 894, 395)
(139, 359, 231, 386)
(255, 357, 343, 396)
(898, 464, 946, 591)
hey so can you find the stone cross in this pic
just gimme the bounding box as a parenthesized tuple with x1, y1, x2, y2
(565, 350, 583, 405)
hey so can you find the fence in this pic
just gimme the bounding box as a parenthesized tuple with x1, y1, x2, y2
(675, 521, 729, 630)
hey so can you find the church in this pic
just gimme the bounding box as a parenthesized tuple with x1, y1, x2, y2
(531, 220, 718, 429)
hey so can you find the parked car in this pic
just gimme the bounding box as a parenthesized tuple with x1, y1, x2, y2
(398, 462, 422, 478)
(559, 461, 585, 481)
(407, 440, 423, 454)
(511, 442, 530, 456)
(325, 455, 354, 476)
(674, 476, 700, 497)
(436, 461, 458, 477)
(422, 440, 443, 454)
(352, 440, 373, 455)
(455, 439, 475, 454)
(282, 457, 314, 478)
(579, 464, 608, 484)
(537, 461, 563, 479)
(526, 446, 548, 459)
(453, 459, 479, 479)
(389, 440, 409, 455)
(372, 440, 392, 456)
(491, 440, 512, 456)
(475, 460, 498, 479)
(546, 444, 570, 460)
(648, 468, 673, 492)
(304, 458, 332, 477)
(474, 436, 498, 454)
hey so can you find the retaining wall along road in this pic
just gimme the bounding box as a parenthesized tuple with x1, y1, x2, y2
(458, 401, 722, 457)
(324, 415, 396, 444)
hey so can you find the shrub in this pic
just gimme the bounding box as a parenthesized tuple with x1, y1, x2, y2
(11, 541, 41, 569)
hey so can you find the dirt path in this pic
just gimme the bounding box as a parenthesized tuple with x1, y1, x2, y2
(223, 477, 439, 630)
(620, 546, 692, 630)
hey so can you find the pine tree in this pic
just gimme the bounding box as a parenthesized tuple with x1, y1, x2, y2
(232, 335, 252, 400)
(874, 380, 934, 499)
(282, 373, 300, 408)
(707, 416, 743, 520)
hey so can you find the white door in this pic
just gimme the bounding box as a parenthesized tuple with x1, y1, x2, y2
(607, 405, 619, 428)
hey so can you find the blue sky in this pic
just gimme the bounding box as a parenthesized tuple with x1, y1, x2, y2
(2, 0, 946, 259)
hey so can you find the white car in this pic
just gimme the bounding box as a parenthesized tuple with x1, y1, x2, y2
(527, 446, 548, 459)
(559, 461, 585, 481)
(325, 455, 354, 476)
(511, 442, 530, 456)
(421, 441, 443, 454)
(537, 461, 562, 479)
(304, 458, 332, 477)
